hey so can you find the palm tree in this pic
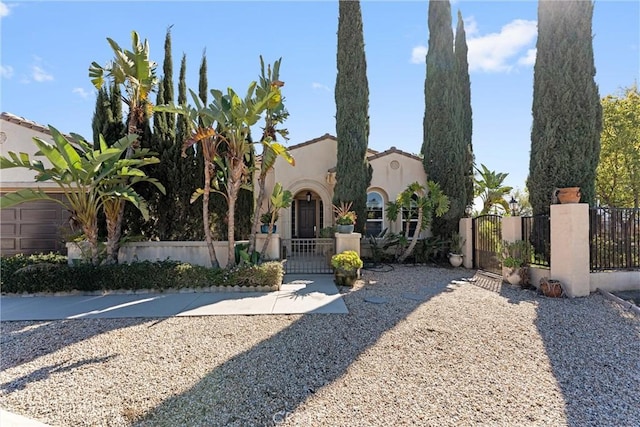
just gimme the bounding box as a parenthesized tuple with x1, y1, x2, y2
(474, 164, 513, 215)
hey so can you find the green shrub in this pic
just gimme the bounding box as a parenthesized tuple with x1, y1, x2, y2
(1, 255, 282, 294)
(224, 261, 284, 288)
(1, 253, 67, 287)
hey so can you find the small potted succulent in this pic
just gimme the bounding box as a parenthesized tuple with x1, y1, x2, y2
(333, 201, 357, 234)
(331, 250, 363, 286)
(448, 231, 465, 267)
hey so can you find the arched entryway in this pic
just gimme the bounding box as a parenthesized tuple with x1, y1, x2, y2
(292, 189, 325, 238)
(280, 189, 335, 274)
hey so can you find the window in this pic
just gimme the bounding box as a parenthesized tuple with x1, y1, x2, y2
(366, 192, 384, 237)
(402, 194, 419, 237)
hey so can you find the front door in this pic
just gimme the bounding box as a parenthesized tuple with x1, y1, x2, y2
(298, 200, 316, 238)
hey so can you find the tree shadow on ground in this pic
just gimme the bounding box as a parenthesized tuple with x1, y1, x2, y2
(135, 267, 463, 426)
(495, 283, 640, 426)
(1, 355, 116, 394)
(0, 318, 148, 371)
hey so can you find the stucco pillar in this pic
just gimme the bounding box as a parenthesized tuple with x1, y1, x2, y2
(459, 217, 473, 269)
(254, 234, 280, 261)
(550, 203, 590, 297)
(502, 216, 522, 242)
(335, 233, 362, 257)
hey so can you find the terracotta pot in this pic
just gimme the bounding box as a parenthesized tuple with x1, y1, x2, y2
(540, 279, 563, 297)
(555, 187, 581, 204)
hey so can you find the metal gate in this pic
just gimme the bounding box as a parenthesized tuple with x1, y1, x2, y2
(281, 238, 335, 274)
(472, 214, 502, 274)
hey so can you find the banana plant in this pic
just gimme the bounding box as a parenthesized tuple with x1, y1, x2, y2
(89, 31, 158, 142)
(247, 56, 295, 256)
(89, 30, 159, 259)
(156, 57, 285, 268)
(385, 181, 450, 263)
(155, 89, 223, 268)
(0, 127, 163, 264)
(208, 82, 282, 267)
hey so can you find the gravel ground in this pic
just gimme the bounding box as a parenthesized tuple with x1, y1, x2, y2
(1, 265, 639, 427)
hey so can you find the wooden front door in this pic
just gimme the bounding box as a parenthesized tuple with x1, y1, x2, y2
(298, 200, 316, 238)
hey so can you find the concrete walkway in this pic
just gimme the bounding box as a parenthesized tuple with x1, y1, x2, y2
(0, 275, 348, 322)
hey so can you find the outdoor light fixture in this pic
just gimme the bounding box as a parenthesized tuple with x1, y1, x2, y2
(306, 191, 312, 203)
(509, 196, 518, 216)
(465, 204, 473, 217)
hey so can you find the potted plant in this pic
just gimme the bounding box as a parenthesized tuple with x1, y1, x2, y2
(331, 250, 363, 286)
(333, 201, 357, 234)
(448, 231, 465, 267)
(500, 240, 533, 287)
(260, 210, 278, 234)
(539, 277, 563, 297)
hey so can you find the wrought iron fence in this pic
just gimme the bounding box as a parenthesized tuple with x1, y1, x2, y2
(589, 207, 640, 271)
(281, 238, 335, 274)
(472, 214, 502, 275)
(522, 215, 551, 268)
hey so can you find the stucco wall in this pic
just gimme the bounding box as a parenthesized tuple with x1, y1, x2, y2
(0, 118, 57, 190)
(266, 136, 428, 239)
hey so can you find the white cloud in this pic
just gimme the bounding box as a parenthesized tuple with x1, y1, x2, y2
(518, 48, 537, 66)
(32, 65, 53, 82)
(410, 45, 428, 64)
(311, 82, 330, 91)
(461, 15, 479, 37)
(72, 87, 91, 99)
(0, 2, 10, 18)
(410, 18, 537, 73)
(467, 19, 537, 73)
(0, 65, 13, 78)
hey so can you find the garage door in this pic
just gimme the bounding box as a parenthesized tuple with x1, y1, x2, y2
(1, 193, 70, 256)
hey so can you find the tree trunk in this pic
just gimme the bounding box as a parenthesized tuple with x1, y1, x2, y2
(105, 199, 123, 264)
(226, 162, 244, 268)
(82, 219, 99, 266)
(399, 207, 423, 263)
(260, 219, 276, 260)
(248, 174, 267, 255)
(203, 159, 219, 269)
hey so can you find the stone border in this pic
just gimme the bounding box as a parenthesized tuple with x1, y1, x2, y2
(598, 288, 640, 316)
(2, 284, 281, 298)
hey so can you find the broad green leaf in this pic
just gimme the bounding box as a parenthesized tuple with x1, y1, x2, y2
(0, 188, 61, 209)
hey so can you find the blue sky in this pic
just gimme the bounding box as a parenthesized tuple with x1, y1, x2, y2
(1, 0, 638, 194)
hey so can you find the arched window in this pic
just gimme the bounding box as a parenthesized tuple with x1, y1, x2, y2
(366, 191, 384, 237)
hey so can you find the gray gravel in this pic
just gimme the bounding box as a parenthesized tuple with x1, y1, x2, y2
(1, 265, 638, 427)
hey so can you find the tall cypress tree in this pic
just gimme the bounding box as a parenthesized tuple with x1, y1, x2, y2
(455, 10, 474, 213)
(91, 83, 126, 147)
(176, 53, 205, 240)
(528, 0, 602, 213)
(92, 87, 108, 145)
(421, 0, 466, 239)
(334, 0, 372, 235)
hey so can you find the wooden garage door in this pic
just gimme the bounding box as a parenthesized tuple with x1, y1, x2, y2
(1, 193, 70, 256)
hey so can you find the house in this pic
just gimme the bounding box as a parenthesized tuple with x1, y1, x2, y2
(0, 112, 71, 256)
(1, 112, 429, 257)
(259, 133, 427, 239)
